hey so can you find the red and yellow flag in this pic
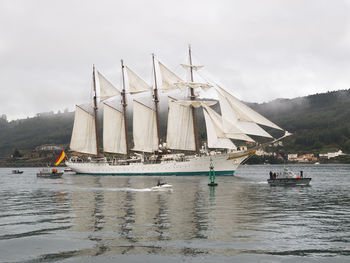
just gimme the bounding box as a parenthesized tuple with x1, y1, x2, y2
(55, 150, 67, 166)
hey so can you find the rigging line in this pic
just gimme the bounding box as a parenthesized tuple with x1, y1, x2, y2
(188, 50, 229, 89)
(196, 70, 241, 101)
(240, 151, 255, 165)
(191, 60, 220, 87)
(196, 70, 214, 85)
(155, 56, 185, 80)
(188, 49, 204, 67)
(190, 50, 223, 85)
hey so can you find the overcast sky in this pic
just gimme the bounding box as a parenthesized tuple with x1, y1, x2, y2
(1, 0, 350, 120)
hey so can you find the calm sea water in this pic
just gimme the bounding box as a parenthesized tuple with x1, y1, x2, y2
(0, 164, 349, 263)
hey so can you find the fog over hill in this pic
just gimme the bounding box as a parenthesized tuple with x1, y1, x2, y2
(1, 89, 350, 157)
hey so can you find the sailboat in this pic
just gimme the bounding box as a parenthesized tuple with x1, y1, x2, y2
(66, 47, 289, 175)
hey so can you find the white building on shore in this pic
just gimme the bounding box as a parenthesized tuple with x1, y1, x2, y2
(319, 150, 345, 159)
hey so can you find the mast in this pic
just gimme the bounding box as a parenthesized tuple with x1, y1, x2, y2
(121, 59, 130, 157)
(188, 45, 199, 153)
(92, 65, 101, 157)
(152, 53, 161, 148)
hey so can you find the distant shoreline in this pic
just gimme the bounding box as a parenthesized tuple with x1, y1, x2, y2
(1, 162, 349, 168)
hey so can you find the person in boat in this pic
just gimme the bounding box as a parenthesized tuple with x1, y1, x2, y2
(157, 179, 166, 186)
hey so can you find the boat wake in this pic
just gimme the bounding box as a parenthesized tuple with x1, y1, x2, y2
(49, 184, 156, 192)
(80, 186, 153, 192)
(73, 186, 173, 192)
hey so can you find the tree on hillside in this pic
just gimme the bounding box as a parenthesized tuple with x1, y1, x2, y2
(12, 148, 22, 158)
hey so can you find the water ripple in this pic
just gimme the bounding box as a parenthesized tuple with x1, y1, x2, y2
(0, 165, 349, 262)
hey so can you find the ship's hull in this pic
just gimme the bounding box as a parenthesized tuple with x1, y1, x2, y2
(66, 153, 249, 176)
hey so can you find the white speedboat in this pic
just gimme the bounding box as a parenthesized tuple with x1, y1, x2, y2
(151, 183, 173, 191)
(12, 170, 23, 174)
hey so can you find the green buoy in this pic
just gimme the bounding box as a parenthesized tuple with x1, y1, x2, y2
(208, 157, 218, 186)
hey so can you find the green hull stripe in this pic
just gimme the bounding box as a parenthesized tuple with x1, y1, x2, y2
(74, 170, 235, 176)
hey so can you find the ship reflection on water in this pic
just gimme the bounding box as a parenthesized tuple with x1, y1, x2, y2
(66, 175, 266, 257)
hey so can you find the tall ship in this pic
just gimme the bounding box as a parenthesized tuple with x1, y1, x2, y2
(66, 46, 289, 175)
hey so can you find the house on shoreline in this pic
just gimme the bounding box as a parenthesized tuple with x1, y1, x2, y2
(319, 150, 345, 160)
(288, 149, 346, 163)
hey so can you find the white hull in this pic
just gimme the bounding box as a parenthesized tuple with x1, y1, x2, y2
(66, 152, 249, 176)
(151, 184, 173, 190)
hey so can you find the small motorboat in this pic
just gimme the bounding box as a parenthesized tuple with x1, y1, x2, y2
(268, 168, 311, 186)
(12, 170, 23, 174)
(37, 168, 63, 178)
(151, 182, 173, 191)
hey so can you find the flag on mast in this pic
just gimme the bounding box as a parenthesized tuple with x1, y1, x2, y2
(55, 150, 67, 166)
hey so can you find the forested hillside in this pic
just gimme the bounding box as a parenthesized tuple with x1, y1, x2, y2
(0, 113, 74, 157)
(255, 89, 350, 154)
(1, 89, 350, 157)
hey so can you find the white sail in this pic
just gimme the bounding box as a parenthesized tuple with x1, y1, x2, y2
(97, 71, 120, 101)
(103, 103, 127, 154)
(203, 109, 236, 149)
(217, 86, 283, 130)
(158, 62, 184, 92)
(204, 105, 255, 142)
(237, 121, 273, 138)
(132, 100, 158, 153)
(70, 105, 97, 155)
(166, 98, 196, 151)
(125, 66, 152, 94)
(216, 90, 273, 138)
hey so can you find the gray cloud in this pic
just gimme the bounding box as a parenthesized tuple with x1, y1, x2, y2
(1, 0, 350, 120)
